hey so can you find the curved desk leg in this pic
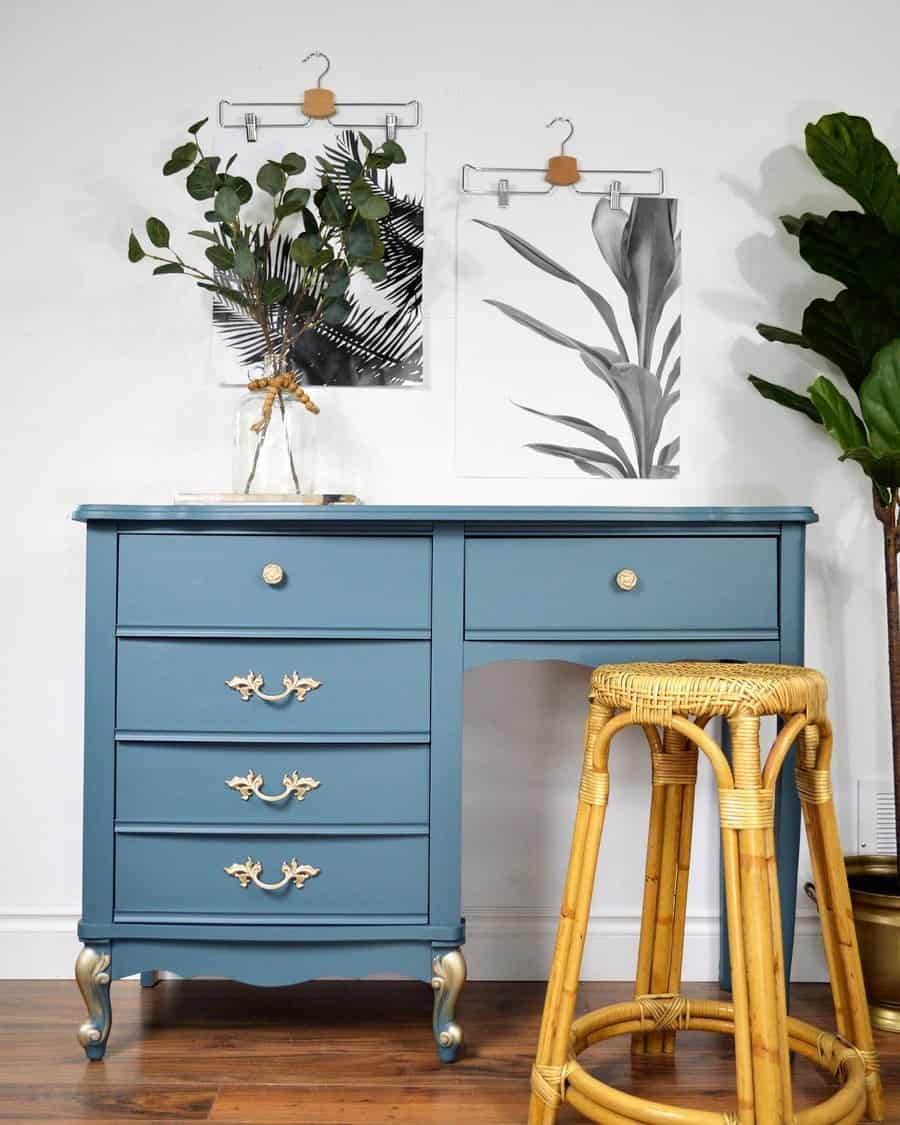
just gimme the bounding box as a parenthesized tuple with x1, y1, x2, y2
(432, 948, 467, 1062)
(76, 945, 112, 1060)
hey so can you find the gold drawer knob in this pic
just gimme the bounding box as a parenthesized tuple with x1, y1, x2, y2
(225, 670, 321, 703)
(226, 769, 321, 804)
(615, 568, 638, 591)
(224, 856, 320, 892)
(261, 562, 285, 586)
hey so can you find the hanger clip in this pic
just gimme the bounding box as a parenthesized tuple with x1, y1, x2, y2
(385, 112, 398, 141)
(498, 177, 510, 208)
(243, 112, 259, 143)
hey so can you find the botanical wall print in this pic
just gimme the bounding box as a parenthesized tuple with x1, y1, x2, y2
(209, 127, 425, 387)
(456, 192, 681, 477)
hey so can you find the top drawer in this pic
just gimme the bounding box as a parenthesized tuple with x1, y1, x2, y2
(465, 536, 779, 635)
(118, 535, 431, 631)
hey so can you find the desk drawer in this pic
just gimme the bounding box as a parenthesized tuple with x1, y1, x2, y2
(115, 832, 428, 919)
(118, 534, 431, 631)
(116, 639, 430, 735)
(116, 742, 429, 825)
(465, 536, 778, 635)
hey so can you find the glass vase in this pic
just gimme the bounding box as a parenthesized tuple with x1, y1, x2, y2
(232, 357, 318, 497)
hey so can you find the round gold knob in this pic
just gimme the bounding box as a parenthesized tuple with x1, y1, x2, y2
(261, 562, 285, 586)
(615, 568, 638, 591)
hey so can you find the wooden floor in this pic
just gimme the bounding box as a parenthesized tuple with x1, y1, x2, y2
(0, 979, 896, 1122)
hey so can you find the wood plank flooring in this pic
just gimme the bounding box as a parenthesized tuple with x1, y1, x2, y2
(0, 980, 896, 1122)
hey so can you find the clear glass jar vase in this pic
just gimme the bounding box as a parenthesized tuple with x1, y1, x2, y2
(232, 356, 318, 497)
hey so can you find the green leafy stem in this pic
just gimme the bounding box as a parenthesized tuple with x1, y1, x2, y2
(127, 116, 406, 376)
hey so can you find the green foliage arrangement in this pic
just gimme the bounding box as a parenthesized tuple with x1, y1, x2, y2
(749, 112, 900, 861)
(127, 116, 406, 379)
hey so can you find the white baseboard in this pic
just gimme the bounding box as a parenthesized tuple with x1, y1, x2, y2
(463, 908, 828, 982)
(0, 909, 828, 982)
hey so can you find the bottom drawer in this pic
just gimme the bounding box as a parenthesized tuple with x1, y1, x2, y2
(115, 833, 428, 921)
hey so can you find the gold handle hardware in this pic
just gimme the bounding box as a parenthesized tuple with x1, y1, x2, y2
(261, 562, 285, 586)
(224, 856, 320, 892)
(225, 670, 322, 703)
(225, 769, 321, 803)
(615, 568, 638, 591)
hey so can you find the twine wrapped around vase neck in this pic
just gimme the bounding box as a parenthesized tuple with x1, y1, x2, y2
(247, 371, 320, 433)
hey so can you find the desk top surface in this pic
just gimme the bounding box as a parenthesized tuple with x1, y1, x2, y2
(73, 504, 818, 525)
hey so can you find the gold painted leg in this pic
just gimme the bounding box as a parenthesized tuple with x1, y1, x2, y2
(431, 948, 466, 1063)
(528, 702, 613, 1125)
(799, 722, 884, 1121)
(76, 945, 111, 1061)
(727, 714, 793, 1124)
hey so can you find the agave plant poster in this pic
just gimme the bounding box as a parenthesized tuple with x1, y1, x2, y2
(209, 127, 425, 386)
(456, 193, 681, 477)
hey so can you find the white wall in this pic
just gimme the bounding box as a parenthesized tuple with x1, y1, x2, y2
(2, 0, 897, 980)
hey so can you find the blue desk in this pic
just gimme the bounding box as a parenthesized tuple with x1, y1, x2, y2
(72, 505, 816, 1060)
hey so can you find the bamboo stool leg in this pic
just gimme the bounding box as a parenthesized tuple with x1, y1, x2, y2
(799, 722, 884, 1122)
(528, 702, 613, 1125)
(727, 714, 794, 1124)
(633, 726, 697, 1054)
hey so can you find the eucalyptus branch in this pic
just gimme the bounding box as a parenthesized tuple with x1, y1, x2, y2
(129, 115, 405, 382)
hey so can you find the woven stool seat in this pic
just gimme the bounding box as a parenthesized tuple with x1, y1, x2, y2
(528, 661, 883, 1125)
(590, 660, 828, 723)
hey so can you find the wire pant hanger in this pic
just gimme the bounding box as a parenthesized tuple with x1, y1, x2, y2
(461, 117, 665, 209)
(219, 51, 421, 142)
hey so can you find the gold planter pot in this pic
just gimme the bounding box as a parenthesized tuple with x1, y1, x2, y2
(843, 854, 900, 1032)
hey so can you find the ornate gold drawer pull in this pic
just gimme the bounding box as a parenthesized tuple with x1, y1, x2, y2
(615, 568, 639, 591)
(224, 856, 320, 892)
(225, 769, 321, 804)
(225, 670, 322, 703)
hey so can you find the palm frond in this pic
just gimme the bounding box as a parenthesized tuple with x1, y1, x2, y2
(320, 131, 423, 317)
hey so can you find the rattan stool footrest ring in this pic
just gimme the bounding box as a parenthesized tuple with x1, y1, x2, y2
(558, 999, 867, 1124)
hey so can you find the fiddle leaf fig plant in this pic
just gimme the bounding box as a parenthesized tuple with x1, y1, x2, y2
(749, 111, 900, 863)
(127, 117, 406, 389)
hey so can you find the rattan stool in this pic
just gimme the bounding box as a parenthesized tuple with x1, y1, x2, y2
(529, 662, 884, 1125)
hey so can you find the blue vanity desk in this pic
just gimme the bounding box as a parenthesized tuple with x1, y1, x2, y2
(72, 504, 816, 1060)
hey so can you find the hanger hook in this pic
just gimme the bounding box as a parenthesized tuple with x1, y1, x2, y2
(546, 116, 575, 155)
(302, 50, 331, 88)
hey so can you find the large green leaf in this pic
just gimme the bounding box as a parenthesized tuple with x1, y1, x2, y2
(747, 375, 821, 423)
(801, 290, 900, 391)
(808, 375, 867, 451)
(840, 446, 900, 488)
(796, 212, 900, 310)
(860, 340, 900, 454)
(805, 113, 900, 235)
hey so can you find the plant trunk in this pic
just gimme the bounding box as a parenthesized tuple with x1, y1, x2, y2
(875, 490, 900, 873)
